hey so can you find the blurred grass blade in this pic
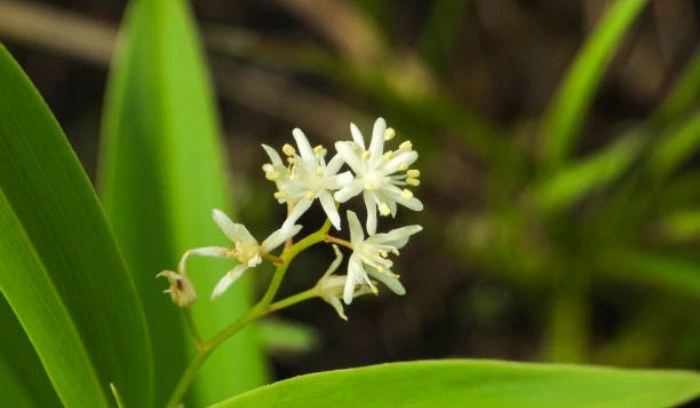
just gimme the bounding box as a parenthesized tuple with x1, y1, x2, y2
(212, 360, 700, 407)
(258, 319, 319, 354)
(648, 111, 700, 180)
(535, 131, 644, 212)
(100, 0, 266, 404)
(655, 49, 700, 125)
(0, 44, 152, 407)
(418, 0, 469, 74)
(658, 210, 700, 242)
(605, 250, 700, 298)
(0, 297, 60, 407)
(541, 0, 648, 169)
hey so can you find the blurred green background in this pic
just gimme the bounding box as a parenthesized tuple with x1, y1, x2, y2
(1, 0, 699, 381)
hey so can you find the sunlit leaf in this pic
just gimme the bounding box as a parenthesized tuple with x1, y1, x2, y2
(0, 44, 152, 407)
(212, 360, 700, 408)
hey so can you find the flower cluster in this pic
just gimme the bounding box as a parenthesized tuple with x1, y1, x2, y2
(159, 117, 423, 320)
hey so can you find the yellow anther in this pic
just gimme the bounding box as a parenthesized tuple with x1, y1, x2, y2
(376, 265, 384, 272)
(364, 182, 375, 191)
(389, 272, 400, 279)
(370, 286, 379, 294)
(265, 171, 280, 181)
(384, 127, 396, 140)
(305, 191, 315, 200)
(378, 202, 391, 216)
(282, 143, 296, 156)
(262, 163, 274, 172)
(273, 191, 287, 200)
(407, 169, 420, 178)
(383, 151, 394, 160)
(315, 166, 324, 176)
(401, 189, 414, 199)
(407, 178, 420, 186)
(398, 163, 409, 171)
(399, 140, 413, 150)
(362, 150, 371, 160)
(313, 144, 324, 154)
(379, 250, 388, 258)
(287, 156, 298, 165)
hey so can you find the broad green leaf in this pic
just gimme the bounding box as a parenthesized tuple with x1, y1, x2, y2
(648, 111, 700, 180)
(100, 0, 266, 404)
(212, 360, 700, 408)
(0, 44, 152, 407)
(541, 0, 648, 169)
(0, 297, 60, 407)
(534, 132, 644, 212)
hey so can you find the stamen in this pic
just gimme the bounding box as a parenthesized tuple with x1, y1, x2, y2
(282, 144, 296, 156)
(401, 189, 414, 199)
(399, 140, 413, 151)
(383, 150, 394, 160)
(305, 191, 315, 200)
(362, 151, 371, 160)
(384, 127, 396, 140)
(398, 163, 409, 171)
(364, 182, 375, 191)
(315, 166, 324, 176)
(407, 169, 420, 178)
(313, 144, 324, 154)
(265, 171, 279, 181)
(378, 202, 391, 216)
(379, 250, 388, 258)
(274, 191, 287, 200)
(406, 178, 420, 186)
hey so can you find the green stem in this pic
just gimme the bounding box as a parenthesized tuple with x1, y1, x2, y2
(183, 308, 203, 348)
(165, 219, 332, 407)
(324, 234, 352, 249)
(545, 272, 589, 363)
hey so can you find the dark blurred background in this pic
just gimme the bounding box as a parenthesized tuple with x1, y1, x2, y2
(2, 0, 700, 380)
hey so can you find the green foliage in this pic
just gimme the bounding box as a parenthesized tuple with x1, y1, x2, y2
(0, 44, 152, 407)
(541, 0, 649, 169)
(213, 360, 700, 408)
(99, 0, 266, 404)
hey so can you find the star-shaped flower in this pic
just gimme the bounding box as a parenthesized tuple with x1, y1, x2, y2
(343, 210, 422, 304)
(314, 245, 372, 320)
(179, 209, 301, 300)
(334, 118, 423, 234)
(262, 129, 352, 230)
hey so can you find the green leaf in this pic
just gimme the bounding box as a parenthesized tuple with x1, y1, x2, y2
(655, 49, 700, 125)
(658, 210, 700, 242)
(212, 360, 700, 407)
(258, 318, 319, 354)
(0, 44, 152, 406)
(99, 0, 266, 404)
(541, 0, 648, 169)
(534, 131, 644, 212)
(418, 0, 469, 74)
(648, 111, 700, 181)
(604, 250, 700, 298)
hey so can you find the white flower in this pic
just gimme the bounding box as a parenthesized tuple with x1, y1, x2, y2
(334, 117, 423, 234)
(262, 129, 352, 230)
(314, 245, 372, 320)
(157, 270, 196, 307)
(343, 210, 422, 304)
(180, 209, 301, 300)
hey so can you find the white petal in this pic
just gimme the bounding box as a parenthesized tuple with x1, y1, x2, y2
(334, 181, 363, 203)
(363, 192, 378, 235)
(327, 296, 348, 321)
(343, 257, 363, 304)
(335, 141, 364, 175)
(350, 123, 366, 149)
(292, 128, 315, 161)
(211, 264, 248, 299)
(369, 117, 386, 159)
(346, 210, 365, 245)
(281, 198, 313, 231)
(368, 268, 406, 296)
(386, 185, 424, 211)
(325, 153, 345, 175)
(384, 150, 418, 173)
(371, 225, 423, 248)
(261, 224, 302, 252)
(188, 246, 230, 257)
(212, 209, 257, 244)
(322, 244, 344, 277)
(261, 144, 284, 167)
(319, 190, 341, 230)
(247, 253, 262, 267)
